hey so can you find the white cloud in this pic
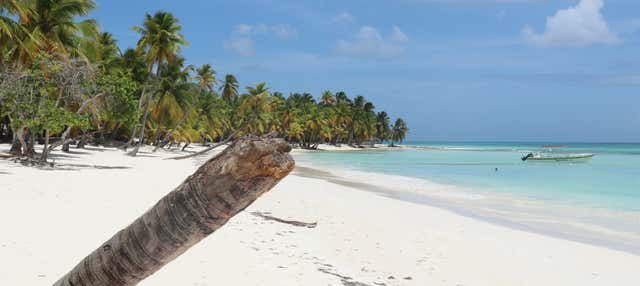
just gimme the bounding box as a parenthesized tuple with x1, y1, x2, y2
(522, 0, 618, 47)
(225, 23, 297, 56)
(332, 12, 355, 24)
(254, 24, 269, 34)
(335, 26, 408, 58)
(232, 23, 296, 38)
(234, 24, 254, 35)
(271, 24, 297, 39)
(391, 26, 409, 42)
(224, 37, 255, 56)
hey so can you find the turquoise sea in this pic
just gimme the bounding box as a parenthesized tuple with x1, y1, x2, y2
(296, 142, 640, 253)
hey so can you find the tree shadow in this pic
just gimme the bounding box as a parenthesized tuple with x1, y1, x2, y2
(134, 153, 158, 158)
(65, 150, 92, 156)
(38, 163, 131, 171)
(48, 152, 81, 160)
(82, 146, 109, 152)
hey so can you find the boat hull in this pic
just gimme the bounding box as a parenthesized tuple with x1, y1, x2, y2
(526, 154, 594, 161)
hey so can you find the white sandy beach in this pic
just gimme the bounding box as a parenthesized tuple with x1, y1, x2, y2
(1, 144, 639, 286)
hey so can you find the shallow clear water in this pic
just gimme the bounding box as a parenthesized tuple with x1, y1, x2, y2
(297, 142, 640, 212)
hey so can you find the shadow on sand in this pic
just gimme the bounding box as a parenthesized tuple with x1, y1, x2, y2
(36, 163, 131, 171)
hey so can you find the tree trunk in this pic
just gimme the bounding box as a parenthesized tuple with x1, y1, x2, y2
(9, 132, 22, 156)
(77, 135, 87, 149)
(62, 142, 70, 152)
(16, 128, 28, 156)
(53, 135, 294, 286)
(24, 130, 36, 158)
(125, 84, 149, 151)
(123, 126, 138, 151)
(40, 129, 50, 162)
(181, 141, 190, 151)
(128, 92, 153, 156)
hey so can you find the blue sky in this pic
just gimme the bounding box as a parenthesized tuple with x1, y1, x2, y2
(90, 0, 640, 142)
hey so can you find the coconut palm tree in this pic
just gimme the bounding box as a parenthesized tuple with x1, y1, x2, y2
(238, 82, 272, 135)
(220, 74, 239, 104)
(0, 0, 25, 49)
(195, 64, 216, 92)
(335, 91, 351, 105)
(129, 11, 186, 156)
(153, 63, 215, 150)
(133, 11, 186, 74)
(84, 32, 120, 70)
(332, 101, 352, 144)
(0, 1, 22, 65)
(2, 0, 97, 66)
(375, 111, 391, 143)
(150, 57, 193, 145)
(120, 48, 148, 83)
(23, 0, 98, 59)
(320, 90, 335, 107)
(195, 91, 230, 142)
(390, 118, 409, 147)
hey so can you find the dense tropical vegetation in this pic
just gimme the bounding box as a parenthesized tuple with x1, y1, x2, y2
(0, 1, 408, 162)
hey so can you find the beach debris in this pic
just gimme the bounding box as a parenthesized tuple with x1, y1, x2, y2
(251, 211, 318, 228)
(53, 135, 295, 286)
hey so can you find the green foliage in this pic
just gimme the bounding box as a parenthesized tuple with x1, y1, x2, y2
(391, 118, 409, 145)
(39, 101, 90, 133)
(0, 5, 409, 152)
(134, 11, 187, 72)
(98, 70, 139, 128)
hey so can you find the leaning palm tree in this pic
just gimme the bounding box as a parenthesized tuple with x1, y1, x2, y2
(129, 11, 187, 156)
(390, 118, 409, 147)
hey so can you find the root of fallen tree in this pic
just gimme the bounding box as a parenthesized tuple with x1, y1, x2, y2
(53, 135, 295, 286)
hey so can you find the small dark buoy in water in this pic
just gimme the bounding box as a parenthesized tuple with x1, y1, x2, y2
(494, 167, 498, 172)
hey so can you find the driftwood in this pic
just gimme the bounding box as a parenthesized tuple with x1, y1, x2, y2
(251, 211, 318, 228)
(53, 135, 295, 286)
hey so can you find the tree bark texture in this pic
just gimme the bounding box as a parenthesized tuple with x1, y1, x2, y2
(9, 133, 22, 156)
(53, 135, 295, 286)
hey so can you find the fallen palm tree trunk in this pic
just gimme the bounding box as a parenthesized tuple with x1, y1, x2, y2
(53, 135, 295, 286)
